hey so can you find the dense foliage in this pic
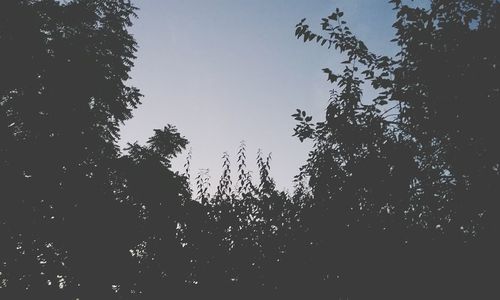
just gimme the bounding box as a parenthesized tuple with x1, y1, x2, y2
(292, 0, 499, 296)
(1, 0, 142, 298)
(0, 0, 498, 298)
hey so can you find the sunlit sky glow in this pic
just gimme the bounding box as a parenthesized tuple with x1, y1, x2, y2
(119, 0, 424, 192)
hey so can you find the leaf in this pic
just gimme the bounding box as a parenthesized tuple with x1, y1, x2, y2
(328, 12, 337, 21)
(295, 27, 301, 36)
(358, 41, 367, 50)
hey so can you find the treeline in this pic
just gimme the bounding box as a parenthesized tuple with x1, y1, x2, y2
(1, 0, 499, 298)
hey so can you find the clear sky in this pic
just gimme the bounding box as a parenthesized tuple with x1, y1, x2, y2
(119, 0, 416, 192)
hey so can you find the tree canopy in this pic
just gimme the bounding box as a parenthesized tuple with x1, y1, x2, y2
(1, 0, 498, 298)
(293, 0, 499, 296)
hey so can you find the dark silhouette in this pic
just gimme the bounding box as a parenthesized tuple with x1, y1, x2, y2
(0, 0, 498, 298)
(292, 0, 499, 298)
(1, 0, 143, 298)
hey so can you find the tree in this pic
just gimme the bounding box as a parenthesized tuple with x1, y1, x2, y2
(0, 0, 143, 297)
(3, 0, 498, 297)
(293, 0, 499, 297)
(117, 126, 190, 297)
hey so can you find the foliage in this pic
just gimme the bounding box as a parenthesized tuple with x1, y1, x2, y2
(1, 0, 498, 298)
(1, 0, 143, 297)
(292, 0, 499, 296)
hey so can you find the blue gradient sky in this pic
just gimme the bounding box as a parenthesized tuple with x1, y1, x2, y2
(119, 0, 412, 192)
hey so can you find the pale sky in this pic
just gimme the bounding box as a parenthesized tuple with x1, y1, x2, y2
(119, 0, 418, 192)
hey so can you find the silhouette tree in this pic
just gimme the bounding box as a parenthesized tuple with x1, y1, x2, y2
(116, 126, 190, 297)
(293, 0, 499, 297)
(0, 0, 143, 297)
(2, 0, 498, 298)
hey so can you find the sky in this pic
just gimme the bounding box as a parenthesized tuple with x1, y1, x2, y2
(119, 0, 411, 192)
